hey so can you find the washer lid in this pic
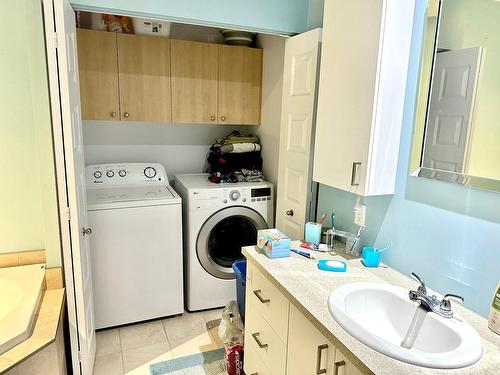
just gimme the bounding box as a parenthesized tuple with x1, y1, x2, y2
(87, 185, 180, 210)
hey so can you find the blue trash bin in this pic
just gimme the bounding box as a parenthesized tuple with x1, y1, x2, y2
(232, 260, 247, 322)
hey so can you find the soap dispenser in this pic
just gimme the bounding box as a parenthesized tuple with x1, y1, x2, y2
(489, 282, 500, 335)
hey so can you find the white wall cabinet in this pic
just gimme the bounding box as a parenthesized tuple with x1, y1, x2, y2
(313, 0, 415, 196)
(244, 261, 366, 375)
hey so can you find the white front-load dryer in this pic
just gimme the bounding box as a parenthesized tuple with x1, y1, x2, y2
(174, 174, 273, 311)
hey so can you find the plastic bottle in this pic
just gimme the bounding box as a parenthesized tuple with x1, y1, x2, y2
(488, 283, 500, 335)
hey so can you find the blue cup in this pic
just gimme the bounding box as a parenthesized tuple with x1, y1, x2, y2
(361, 247, 381, 267)
(305, 222, 322, 245)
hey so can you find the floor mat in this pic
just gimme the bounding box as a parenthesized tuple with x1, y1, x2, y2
(149, 348, 225, 375)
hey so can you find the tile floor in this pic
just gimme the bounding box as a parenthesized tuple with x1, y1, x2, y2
(93, 309, 224, 375)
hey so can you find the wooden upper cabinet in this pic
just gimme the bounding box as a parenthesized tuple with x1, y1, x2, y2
(77, 29, 120, 120)
(218, 45, 262, 125)
(171, 40, 218, 124)
(117, 34, 171, 123)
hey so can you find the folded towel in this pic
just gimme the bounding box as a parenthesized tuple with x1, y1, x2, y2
(220, 143, 261, 153)
(215, 131, 260, 145)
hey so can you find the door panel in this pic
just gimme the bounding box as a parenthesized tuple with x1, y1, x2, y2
(52, 1, 96, 373)
(287, 304, 335, 375)
(276, 29, 321, 240)
(423, 47, 482, 173)
(117, 34, 172, 122)
(171, 40, 218, 124)
(76, 29, 119, 120)
(218, 45, 262, 125)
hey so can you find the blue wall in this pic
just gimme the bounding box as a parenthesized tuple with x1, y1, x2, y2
(71, 0, 324, 35)
(316, 0, 500, 317)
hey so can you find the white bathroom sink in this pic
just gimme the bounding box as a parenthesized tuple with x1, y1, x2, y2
(328, 282, 483, 369)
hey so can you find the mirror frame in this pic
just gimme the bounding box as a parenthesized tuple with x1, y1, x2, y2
(410, 0, 500, 194)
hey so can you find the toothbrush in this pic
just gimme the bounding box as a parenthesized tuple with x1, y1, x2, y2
(291, 248, 315, 259)
(376, 241, 393, 253)
(318, 213, 328, 225)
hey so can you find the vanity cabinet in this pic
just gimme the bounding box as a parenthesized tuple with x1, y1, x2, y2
(313, 0, 415, 196)
(77, 29, 172, 122)
(244, 261, 365, 375)
(77, 30, 262, 125)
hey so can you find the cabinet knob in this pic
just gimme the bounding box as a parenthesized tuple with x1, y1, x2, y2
(221, 116, 226, 122)
(123, 112, 130, 118)
(210, 115, 216, 121)
(110, 111, 117, 118)
(286, 210, 294, 217)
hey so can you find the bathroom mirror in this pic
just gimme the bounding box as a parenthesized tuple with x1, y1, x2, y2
(410, 0, 500, 193)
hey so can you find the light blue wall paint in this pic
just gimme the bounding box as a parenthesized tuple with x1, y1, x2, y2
(316, 0, 500, 317)
(71, 0, 320, 35)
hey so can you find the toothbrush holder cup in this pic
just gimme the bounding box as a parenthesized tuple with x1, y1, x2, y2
(305, 222, 322, 245)
(361, 247, 381, 267)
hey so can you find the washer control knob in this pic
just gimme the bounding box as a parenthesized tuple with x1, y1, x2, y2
(242, 198, 247, 202)
(93, 171, 102, 179)
(106, 170, 114, 178)
(144, 167, 157, 179)
(118, 170, 126, 177)
(223, 199, 228, 204)
(229, 190, 240, 201)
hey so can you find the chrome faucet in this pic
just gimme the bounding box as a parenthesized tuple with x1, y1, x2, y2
(408, 272, 464, 319)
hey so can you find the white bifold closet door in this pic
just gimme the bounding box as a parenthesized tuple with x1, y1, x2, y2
(43, 0, 96, 374)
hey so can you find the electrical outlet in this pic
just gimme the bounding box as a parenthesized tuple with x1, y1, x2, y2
(354, 204, 366, 226)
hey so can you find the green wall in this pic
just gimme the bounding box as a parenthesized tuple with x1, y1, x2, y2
(0, 0, 61, 267)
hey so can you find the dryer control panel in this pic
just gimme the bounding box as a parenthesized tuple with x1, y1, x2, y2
(86, 163, 168, 188)
(190, 183, 273, 209)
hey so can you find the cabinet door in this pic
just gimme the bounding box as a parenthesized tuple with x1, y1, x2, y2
(312, 0, 384, 194)
(77, 29, 120, 120)
(287, 304, 336, 375)
(117, 34, 171, 122)
(334, 350, 364, 375)
(171, 40, 218, 124)
(218, 45, 262, 125)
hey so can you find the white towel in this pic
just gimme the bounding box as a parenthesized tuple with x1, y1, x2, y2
(220, 143, 261, 153)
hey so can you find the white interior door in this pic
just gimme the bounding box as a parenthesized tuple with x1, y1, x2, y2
(43, 0, 96, 374)
(422, 47, 482, 173)
(276, 28, 321, 240)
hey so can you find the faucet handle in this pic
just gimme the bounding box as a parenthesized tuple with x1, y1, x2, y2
(439, 293, 464, 316)
(410, 272, 427, 295)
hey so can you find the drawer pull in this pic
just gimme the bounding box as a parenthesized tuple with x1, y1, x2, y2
(253, 289, 270, 304)
(252, 332, 268, 349)
(316, 344, 328, 374)
(334, 360, 346, 375)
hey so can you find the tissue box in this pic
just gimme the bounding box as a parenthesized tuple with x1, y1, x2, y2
(257, 229, 291, 259)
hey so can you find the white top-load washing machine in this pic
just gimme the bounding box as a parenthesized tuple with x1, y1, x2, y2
(86, 163, 183, 329)
(174, 173, 273, 311)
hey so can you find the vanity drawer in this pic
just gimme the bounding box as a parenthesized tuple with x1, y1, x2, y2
(245, 307, 287, 375)
(243, 344, 272, 375)
(246, 261, 289, 341)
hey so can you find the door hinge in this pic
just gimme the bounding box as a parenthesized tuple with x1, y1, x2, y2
(65, 206, 71, 221)
(78, 350, 82, 362)
(53, 32, 58, 49)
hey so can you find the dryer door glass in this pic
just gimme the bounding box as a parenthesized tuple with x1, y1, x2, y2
(197, 206, 268, 279)
(208, 216, 256, 268)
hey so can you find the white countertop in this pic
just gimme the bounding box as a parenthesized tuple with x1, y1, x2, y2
(242, 245, 500, 375)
